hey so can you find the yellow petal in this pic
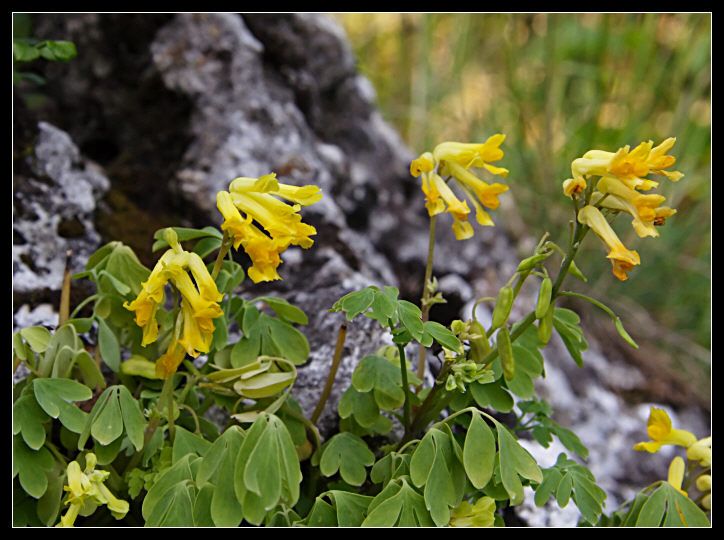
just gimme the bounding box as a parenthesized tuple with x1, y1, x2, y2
(410, 152, 435, 176)
(667, 456, 687, 496)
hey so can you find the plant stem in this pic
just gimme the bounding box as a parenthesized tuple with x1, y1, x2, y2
(407, 218, 589, 439)
(211, 231, 232, 280)
(59, 250, 72, 326)
(69, 294, 99, 320)
(417, 214, 437, 383)
(159, 375, 176, 443)
(311, 323, 347, 424)
(122, 412, 162, 476)
(397, 343, 412, 436)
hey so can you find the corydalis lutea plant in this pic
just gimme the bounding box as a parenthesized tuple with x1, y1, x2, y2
(12, 134, 708, 527)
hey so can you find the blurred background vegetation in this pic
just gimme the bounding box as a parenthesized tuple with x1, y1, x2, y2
(336, 13, 710, 399)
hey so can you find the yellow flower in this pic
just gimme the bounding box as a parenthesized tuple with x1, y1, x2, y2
(594, 177, 671, 238)
(57, 453, 129, 527)
(563, 177, 587, 198)
(687, 437, 712, 468)
(217, 173, 321, 282)
(410, 134, 510, 238)
(433, 134, 509, 176)
(449, 496, 496, 527)
(667, 456, 688, 497)
(633, 407, 697, 453)
(696, 474, 711, 492)
(125, 231, 224, 377)
(155, 338, 188, 380)
(577, 205, 640, 281)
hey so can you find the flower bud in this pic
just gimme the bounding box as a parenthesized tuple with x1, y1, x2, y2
(491, 286, 514, 330)
(535, 277, 552, 319)
(469, 320, 491, 363)
(696, 474, 711, 492)
(497, 327, 515, 381)
(516, 252, 551, 273)
(538, 305, 554, 345)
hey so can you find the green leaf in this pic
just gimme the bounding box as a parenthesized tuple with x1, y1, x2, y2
(327, 491, 373, 526)
(397, 300, 424, 341)
(98, 270, 131, 295)
(192, 484, 215, 526)
(146, 481, 195, 526)
(495, 421, 542, 505)
(265, 317, 309, 365)
(556, 473, 573, 507)
(142, 454, 196, 521)
(38, 40, 77, 61)
(91, 387, 124, 445)
(352, 355, 406, 410)
(192, 236, 222, 259)
(635, 484, 668, 526)
(73, 350, 106, 389)
(37, 461, 65, 525)
(97, 317, 121, 372)
(152, 226, 222, 252)
(553, 308, 589, 367)
(33, 378, 91, 434)
(338, 387, 381, 428)
(463, 412, 496, 489)
(471, 381, 514, 413)
(202, 427, 245, 526)
(13, 437, 54, 498)
(256, 296, 308, 325)
(172, 426, 212, 463)
(19, 326, 51, 353)
(362, 479, 434, 526)
(423, 321, 463, 352)
(534, 468, 563, 507)
(13, 394, 49, 450)
(559, 291, 639, 349)
(13, 40, 40, 62)
(319, 433, 375, 486)
(331, 288, 375, 321)
(118, 386, 146, 451)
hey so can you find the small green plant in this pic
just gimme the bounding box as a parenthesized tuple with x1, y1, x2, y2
(13, 134, 709, 526)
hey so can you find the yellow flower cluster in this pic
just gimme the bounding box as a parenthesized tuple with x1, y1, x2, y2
(56, 453, 129, 527)
(564, 138, 683, 281)
(634, 407, 711, 509)
(124, 230, 224, 378)
(216, 173, 322, 283)
(410, 135, 510, 240)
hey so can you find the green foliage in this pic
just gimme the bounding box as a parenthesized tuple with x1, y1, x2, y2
(316, 432, 375, 486)
(534, 453, 607, 524)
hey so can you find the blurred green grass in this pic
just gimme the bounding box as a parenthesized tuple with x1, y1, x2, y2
(336, 13, 710, 374)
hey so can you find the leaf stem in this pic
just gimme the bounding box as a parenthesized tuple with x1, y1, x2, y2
(59, 250, 72, 326)
(417, 214, 437, 384)
(211, 230, 232, 281)
(397, 342, 412, 437)
(311, 323, 347, 424)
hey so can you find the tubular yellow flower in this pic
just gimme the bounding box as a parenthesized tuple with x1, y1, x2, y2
(633, 407, 697, 453)
(569, 138, 683, 192)
(449, 497, 496, 527)
(433, 134, 509, 176)
(57, 453, 129, 527)
(687, 437, 712, 468)
(667, 456, 688, 496)
(577, 205, 640, 281)
(430, 173, 474, 240)
(443, 161, 509, 210)
(593, 177, 671, 239)
(125, 233, 223, 378)
(155, 338, 187, 380)
(696, 474, 712, 492)
(217, 173, 321, 282)
(410, 134, 510, 238)
(563, 177, 587, 198)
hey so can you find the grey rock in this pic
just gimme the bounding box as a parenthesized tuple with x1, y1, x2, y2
(13, 122, 110, 297)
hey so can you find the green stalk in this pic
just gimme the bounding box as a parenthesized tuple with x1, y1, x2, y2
(407, 209, 589, 439)
(417, 214, 437, 383)
(211, 231, 232, 280)
(397, 343, 412, 436)
(311, 323, 348, 424)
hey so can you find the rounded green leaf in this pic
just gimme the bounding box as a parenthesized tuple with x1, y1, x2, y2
(463, 413, 496, 489)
